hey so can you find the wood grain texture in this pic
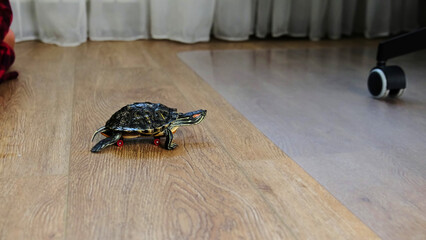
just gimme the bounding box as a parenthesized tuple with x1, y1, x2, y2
(0, 43, 75, 177)
(179, 46, 426, 240)
(0, 176, 67, 240)
(0, 43, 73, 240)
(1, 39, 381, 240)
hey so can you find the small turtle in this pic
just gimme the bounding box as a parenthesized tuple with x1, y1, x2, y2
(91, 102, 207, 153)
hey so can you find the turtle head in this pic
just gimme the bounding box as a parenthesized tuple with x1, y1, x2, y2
(171, 109, 207, 127)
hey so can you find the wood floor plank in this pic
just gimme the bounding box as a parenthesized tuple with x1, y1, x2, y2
(0, 42, 74, 240)
(0, 42, 75, 177)
(0, 176, 67, 240)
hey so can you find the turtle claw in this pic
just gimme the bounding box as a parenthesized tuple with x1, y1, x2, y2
(91, 126, 107, 142)
(167, 143, 178, 150)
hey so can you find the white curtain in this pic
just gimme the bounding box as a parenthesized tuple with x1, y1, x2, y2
(10, 0, 422, 47)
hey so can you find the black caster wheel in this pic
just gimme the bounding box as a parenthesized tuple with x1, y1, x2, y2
(367, 65, 406, 99)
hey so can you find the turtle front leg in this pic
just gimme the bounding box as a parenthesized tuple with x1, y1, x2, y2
(164, 128, 177, 150)
(91, 133, 122, 153)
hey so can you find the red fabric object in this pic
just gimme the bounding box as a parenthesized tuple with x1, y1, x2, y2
(0, 0, 18, 83)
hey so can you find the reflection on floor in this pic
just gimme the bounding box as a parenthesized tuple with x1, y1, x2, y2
(179, 48, 426, 240)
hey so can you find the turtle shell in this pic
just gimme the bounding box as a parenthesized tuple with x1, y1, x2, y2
(105, 102, 178, 134)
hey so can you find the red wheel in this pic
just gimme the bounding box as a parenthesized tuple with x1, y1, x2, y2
(153, 138, 160, 146)
(116, 139, 124, 147)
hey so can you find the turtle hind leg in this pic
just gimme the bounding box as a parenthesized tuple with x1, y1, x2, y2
(91, 133, 122, 153)
(164, 128, 178, 150)
(91, 126, 107, 142)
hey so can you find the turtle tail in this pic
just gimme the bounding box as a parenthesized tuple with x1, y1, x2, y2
(91, 126, 107, 142)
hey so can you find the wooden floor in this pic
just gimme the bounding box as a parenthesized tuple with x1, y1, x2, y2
(0, 39, 381, 240)
(179, 45, 426, 240)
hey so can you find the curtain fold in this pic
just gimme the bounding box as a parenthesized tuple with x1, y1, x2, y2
(35, 0, 87, 46)
(10, 0, 423, 47)
(89, 0, 149, 41)
(214, 0, 253, 41)
(149, 0, 215, 43)
(10, 0, 37, 42)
